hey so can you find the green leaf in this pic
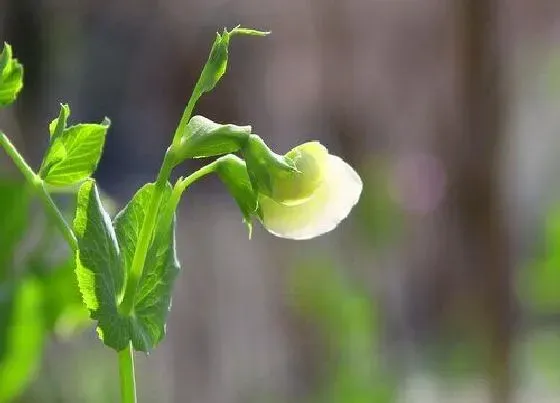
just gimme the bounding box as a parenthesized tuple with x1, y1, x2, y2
(215, 154, 258, 236)
(74, 180, 180, 352)
(178, 115, 251, 159)
(0, 43, 23, 107)
(40, 104, 110, 186)
(74, 179, 128, 350)
(48, 103, 70, 139)
(114, 183, 180, 351)
(0, 278, 44, 402)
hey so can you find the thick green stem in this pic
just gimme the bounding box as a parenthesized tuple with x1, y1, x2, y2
(0, 131, 78, 251)
(118, 343, 137, 403)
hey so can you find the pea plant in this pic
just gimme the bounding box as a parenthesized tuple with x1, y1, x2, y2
(0, 27, 362, 402)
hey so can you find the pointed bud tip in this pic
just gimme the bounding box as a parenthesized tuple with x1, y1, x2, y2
(228, 26, 271, 37)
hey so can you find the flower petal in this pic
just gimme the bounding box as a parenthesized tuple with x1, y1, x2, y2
(259, 154, 362, 240)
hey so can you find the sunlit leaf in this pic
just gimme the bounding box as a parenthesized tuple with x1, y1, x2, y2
(114, 183, 180, 352)
(73, 179, 128, 351)
(40, 104, 110, 186)
(75, 180, 180, 352)
(0, 43, 23, 107)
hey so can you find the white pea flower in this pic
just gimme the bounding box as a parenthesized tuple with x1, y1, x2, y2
(255, 141, 362, 240)
(217, 138, 362, 240)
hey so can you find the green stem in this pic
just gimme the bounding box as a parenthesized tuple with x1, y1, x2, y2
(174, 159, 220, 195)
(119, 151, 175, 315)
(170, 92, 198, 150)
(118, 343, 137, 403)
(0, 131, 78, 251)
(119, 157, 218, 315)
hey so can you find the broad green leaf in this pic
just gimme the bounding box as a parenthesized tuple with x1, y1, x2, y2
(74, 179, 128, 350)
(215, 154, 258, 235)
(75, 180, 180, 352)
(40, 104, 110, 186)
(178, 115, 251, 159)
(0, 43, 23, 107)
(114, 183, 180, 351)
(0, 278, 44, 402)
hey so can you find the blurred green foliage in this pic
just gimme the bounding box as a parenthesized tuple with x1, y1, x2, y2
(516, 204, 560, 389)
(521, 206, 560, 313)
(355, 158, 403, 248)
(0, 178, 89, 402)
(288, 258, 396, 403)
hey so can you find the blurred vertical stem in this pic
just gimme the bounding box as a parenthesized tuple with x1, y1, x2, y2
(457, 0, 510, 402)
(118, 343, 137, 403)
(0, 131, 78, 251)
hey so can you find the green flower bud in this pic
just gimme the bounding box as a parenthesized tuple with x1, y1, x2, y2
(194, 26, 269, 100)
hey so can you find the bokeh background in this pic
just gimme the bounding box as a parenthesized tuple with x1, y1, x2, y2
(1, 0, 560, 402)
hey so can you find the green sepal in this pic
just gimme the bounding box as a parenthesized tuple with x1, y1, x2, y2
(40, 104, 110, 187)
(177, 115, 251, 160)
(215, 154, 259, 236)
(0, 43, 23, 107)
(241, 134, 297, 198)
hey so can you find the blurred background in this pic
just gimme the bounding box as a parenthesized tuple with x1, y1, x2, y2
(1, 0, 560, 402)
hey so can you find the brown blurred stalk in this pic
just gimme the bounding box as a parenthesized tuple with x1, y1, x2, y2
(454, 0, 512, 402)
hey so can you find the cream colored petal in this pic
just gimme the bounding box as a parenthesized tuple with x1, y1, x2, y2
(259, 154, 362, 240)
